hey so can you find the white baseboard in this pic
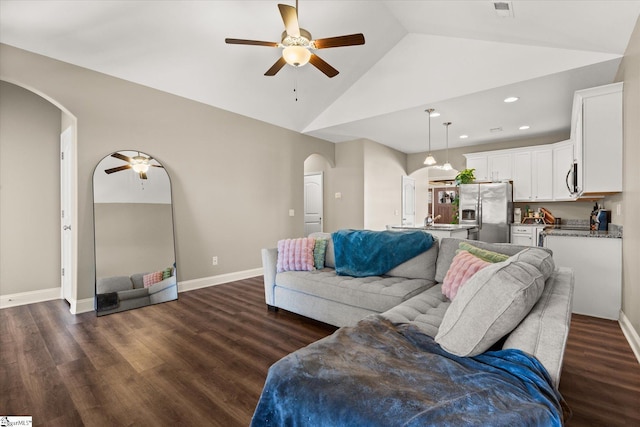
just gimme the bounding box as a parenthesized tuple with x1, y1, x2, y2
(70, 297, 95, 314)
(178, 268, 263, 293)
(0, 287, 62, 309)
(619, 310, 640, 365)
(0, 268, 264, 313)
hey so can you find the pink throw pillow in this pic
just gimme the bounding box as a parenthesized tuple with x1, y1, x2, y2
(277, 238, 316, 273)
(143, 271, 163, 288)
(442, 250, 491, 300)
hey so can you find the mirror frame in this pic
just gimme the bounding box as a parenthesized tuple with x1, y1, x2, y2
(92, 150, 178, 316)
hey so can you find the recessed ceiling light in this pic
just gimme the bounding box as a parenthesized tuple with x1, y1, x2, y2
(519, 125, 530, 130)
(429, 111, 440, 117)
(504, 96, 519, 103)
(459, 135, 469, 139)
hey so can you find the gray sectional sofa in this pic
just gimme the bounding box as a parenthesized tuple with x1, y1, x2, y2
(261, 232, 574, 387)
(96, 273, 177, 314)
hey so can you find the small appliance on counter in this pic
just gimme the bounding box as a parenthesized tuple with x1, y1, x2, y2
(590, 203, 611, 231)
(514, 207, 522, 223)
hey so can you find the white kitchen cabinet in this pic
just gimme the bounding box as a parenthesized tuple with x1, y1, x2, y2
(571, 83, 623, 197)
(488, 152, 512, 182)
(510, 224, 545, 247)
(511, 147, 553, 202)
(544, 235, 622, 320)
(552, 140, 574, 201)
(464, 152, 512, 182)
(465, 154, 488, 181)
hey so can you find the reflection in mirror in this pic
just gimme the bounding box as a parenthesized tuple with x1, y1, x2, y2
(93, 150, 177, 316)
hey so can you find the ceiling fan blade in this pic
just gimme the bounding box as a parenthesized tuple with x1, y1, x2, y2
(225, 38, 279, 47)
(151, 164, 164, 168)
(111, 152, 132, 163)
(309, 54, 339, 78)
(105, 165, 131, 174)
(313, 33, 365, 49)
(278, 4, 300, 37)
(139, 171, 148, 180)
(265, 57, 287, 76)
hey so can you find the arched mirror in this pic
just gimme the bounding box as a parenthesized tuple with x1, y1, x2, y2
(93, 150, 177, 316)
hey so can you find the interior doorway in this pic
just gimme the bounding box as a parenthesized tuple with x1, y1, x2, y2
(60, 126, 75, 303)
(304, 172, 323, 236)
(401, 176, 416, 226)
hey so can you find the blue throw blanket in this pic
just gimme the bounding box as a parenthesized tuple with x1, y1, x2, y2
(333, 229, 434, 277)
(252, 316, 564, 427)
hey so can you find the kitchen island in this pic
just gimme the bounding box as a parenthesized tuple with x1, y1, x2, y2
(389, 224, 479, 240)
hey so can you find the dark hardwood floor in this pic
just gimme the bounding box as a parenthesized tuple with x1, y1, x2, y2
(1, 277, 639, 426)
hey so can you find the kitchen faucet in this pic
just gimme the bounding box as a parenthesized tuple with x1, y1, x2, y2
(425, 214, 442, 226)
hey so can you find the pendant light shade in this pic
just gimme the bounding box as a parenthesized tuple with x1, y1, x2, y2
(442, 122, 452, 171)
(423, 108, 437, 166)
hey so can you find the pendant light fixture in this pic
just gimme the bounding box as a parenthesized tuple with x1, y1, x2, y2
(423, 108, 437, 166)
(442, 122, 453, 171)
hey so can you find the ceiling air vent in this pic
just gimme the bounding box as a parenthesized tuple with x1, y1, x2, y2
(493, 1, 514, 18)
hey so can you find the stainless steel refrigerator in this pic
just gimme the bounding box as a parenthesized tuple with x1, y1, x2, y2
(458, 182, 513, 243)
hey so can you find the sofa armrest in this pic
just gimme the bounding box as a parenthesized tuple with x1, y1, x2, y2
(502, 267, 574, 389)
(262, 248, 278, 306)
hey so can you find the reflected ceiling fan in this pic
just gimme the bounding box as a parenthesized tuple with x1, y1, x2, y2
(225, 0, 365, 78)
(104, 152, 163, 180)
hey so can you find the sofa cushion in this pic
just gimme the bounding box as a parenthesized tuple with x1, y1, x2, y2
(435, 256, 546, 357)
(275, 270, 434, 313)
(381, 285, 450, 338)
(441, 250, 491, 300)
(313, 238, 329, 269)
(309, 232, 335, 268)
(277, 238, 315, 272)
(510, 247, 555, 280)
(386, 240, 439, 281)
(435, 238, 538, 283)
(96, 276, 133, 293)
(458, 241, 510, 263)
(130, 273, 146, 289)
(143, 271, 164, 287)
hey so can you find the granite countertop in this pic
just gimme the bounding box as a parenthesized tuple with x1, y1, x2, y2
(391, 224, 478, 231)
(541, 224, 623, 239)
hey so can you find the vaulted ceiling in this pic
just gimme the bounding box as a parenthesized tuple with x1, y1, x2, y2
(1, 1, 638, 153)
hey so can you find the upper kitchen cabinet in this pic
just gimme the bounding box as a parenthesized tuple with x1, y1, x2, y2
(512, 146, 553, 202)
(464, 151, 512, 182)
(570, 83, 623, 197)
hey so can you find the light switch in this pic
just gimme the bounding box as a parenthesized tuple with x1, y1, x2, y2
(335, 192, 342, 199)
(289, 209, 295, 217)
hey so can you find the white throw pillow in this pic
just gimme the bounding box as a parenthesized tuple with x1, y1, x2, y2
(435, 257, 545, 357)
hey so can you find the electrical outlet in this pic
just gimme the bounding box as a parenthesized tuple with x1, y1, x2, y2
(212, 256, 218, 266)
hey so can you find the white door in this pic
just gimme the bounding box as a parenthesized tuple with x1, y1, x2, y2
(60, 127, 75, 303)
(304, 173, 323, 236)
(401, 176, 416, 226)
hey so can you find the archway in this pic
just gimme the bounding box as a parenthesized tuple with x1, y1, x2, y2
(0, 78, 80, 313)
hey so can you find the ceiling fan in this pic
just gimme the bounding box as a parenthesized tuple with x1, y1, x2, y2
(104, 152, 163, 180)
(225, 0, 365, 78)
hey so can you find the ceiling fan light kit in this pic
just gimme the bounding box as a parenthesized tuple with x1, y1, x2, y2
(225, 1, 364, 78)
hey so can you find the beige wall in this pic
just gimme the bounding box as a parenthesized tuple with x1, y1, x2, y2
(324, 140, 365, 231)
(0, 44, 335, 300)
(363, 140, 407, 230)
(0, 81, 62, 295)
(612, 17, 640, 337)
(94, 203, 174, 278)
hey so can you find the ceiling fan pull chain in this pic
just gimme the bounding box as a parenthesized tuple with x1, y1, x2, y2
(294, 68, 299, 102)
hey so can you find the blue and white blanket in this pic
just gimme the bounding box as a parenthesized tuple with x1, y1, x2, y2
(252, 315, 565, 427)
(333, 229, 434, 277)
